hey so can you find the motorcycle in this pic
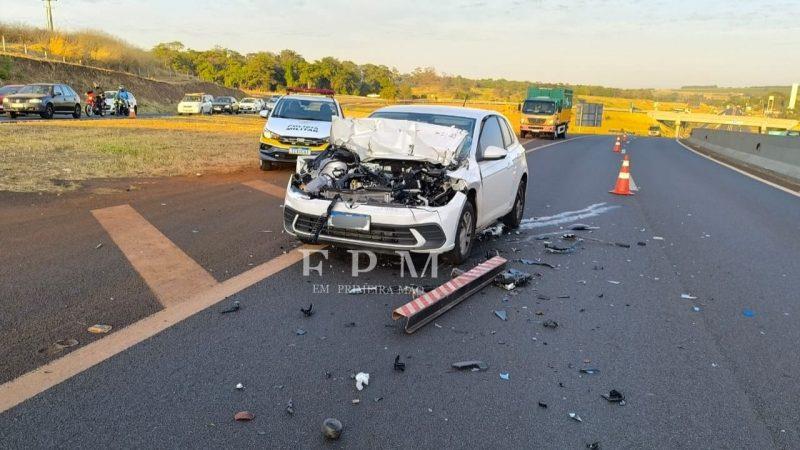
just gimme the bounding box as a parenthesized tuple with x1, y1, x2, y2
(114, 98, 130, 117)
(84, 91, 105, 117)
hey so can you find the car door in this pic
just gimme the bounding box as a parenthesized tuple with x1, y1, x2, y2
(63, 86, 79, 111)
(476, 115, 514, 226)
(52, 85, 65, 112)
(498, 115, 524, 201)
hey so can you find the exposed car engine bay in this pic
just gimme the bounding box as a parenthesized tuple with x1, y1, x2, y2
(292, 147, 463, 207)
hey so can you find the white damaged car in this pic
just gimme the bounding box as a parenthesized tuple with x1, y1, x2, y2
(283, 106, 528, 263)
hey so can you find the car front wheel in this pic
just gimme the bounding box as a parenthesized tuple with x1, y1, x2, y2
(41, 104, 54, 119)
(259, 160, 273, 171)
(443, 200, 475, 264)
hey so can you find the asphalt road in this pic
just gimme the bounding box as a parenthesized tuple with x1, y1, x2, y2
(0, 111, 170, 123)
(1, 135, 799, 448)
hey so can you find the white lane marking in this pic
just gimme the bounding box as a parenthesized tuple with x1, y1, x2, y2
(675, 139, 800, 199)
(519, 202, 620, 230)
(525, 135, 589, 154)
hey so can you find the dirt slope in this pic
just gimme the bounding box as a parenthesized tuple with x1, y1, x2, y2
(1, 55, 245, 113)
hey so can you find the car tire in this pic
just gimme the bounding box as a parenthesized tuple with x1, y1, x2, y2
(72, 104, 81, 119)
(259, 160, 273, 171)
(41, 104, 54, 120)
(501, 180, 526, 229)
(133, 106, 138, 116)
(443, 200, 476, 265)
(9, 112, 18, 119)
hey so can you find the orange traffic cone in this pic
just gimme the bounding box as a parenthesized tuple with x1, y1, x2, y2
(613, 137, 621, 153)
(129, 106, 136, 119)
(609, 155, 633, 196)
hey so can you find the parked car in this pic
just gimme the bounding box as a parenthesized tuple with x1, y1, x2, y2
(648, 125, 661, 137)
(211, 96, 240, 114)
(258, 91, 343, 171)
(103, 90, 138, 116)
(282, 106, 528, 263)
(264, 95, 282, 111)
(177, 93, 213, 115)
(0, 84, 24, 114)
(239, 97, 265, 113)
(2, 83, 82, 119)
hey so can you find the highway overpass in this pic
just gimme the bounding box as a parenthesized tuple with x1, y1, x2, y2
(648, 111, 799, 134)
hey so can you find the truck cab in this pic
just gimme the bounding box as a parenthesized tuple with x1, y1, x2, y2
(519, 87, 573, 140)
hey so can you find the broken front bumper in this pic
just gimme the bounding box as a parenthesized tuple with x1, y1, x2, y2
(283, 185, 466, 253)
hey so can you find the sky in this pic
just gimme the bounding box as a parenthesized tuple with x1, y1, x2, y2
(2, 0, 799, 88)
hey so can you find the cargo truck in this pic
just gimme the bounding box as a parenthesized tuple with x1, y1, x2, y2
(519, 87, 573, 139)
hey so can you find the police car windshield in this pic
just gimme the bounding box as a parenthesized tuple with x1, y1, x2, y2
(271, 98, 338, 122)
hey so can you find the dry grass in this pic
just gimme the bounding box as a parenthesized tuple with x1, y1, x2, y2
(0, 116, 262, 192)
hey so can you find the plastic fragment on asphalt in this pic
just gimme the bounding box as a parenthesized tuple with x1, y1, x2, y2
(87, 324, 112, 334)
(637, 241, 647, 246)
(607, 280, 621, 285)
(38, 338, 79, 357)
(394, 355, 406, 372)
(569, 412, 582, 422)
(652, 236, 664, 240)
(322, 418, 343, 440)
(692, 306, 701, 312)
(220, 301, 240, 314)
(95, 243, 103, 249)
(601, 389, 626, 405)
(538, 402, 548, 408)
(543, 319, 559, 329)
(579, 368, 600, 374)
(234, 411, 254, 421)
(500, 372, 510, 380)
(494, 310, 508, 321)
(518, 259, 557, 269)
(355, 372, 370, 390)
(743, 309, 755, 317)
(587, 442, 600, 449)
(544, 242, 579, 254)
(479, 223, 505, 238)
(286, 399, 294, 415)
(235, 383, 244, 390)
(452, 360, 489, 371)
(301, 303, 314, 317)
(295, 328, 307, 335)
(494, 269, 533, 290)
(681, 294, 697, 300)
(569, 224, 599, 230)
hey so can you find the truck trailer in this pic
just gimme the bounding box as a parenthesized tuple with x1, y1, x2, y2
(519, 87, 573, 139)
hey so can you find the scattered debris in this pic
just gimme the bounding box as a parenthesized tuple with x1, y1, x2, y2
(543, 320, 559, 329)
(322, 418, 343, 440)
(94, 243, 103, 249)
(235, 383, 244, 390)
(537, 294, 551, 301)
(692, 306, 701, 312)
(286, 399, 294, 415)
(452, 360, 489, 371)
(743, 309, 755, 318)
(577, 235, 631, 248)
(538, 402, 548, 408)
(601, 389, 626, 405)
(234, 411, 254, 421)
(355, 372, 370, 390)
(557, 295, 570, 299)
(301, 303, 314, 317)
(344, 322, 357, 328)
(569, 412, 582, 422)
(569, 223, 599, 231)
(500, 372, 510, 380)
(607, 280, 621, 285)
(374, 397, 383, 402)
(544, 241, 579, 254)
(637, 241, 647, 246)
(579, 368, 600, 375)
(38, 338, 79, 357)
(295, 328, 307, 336)
(87, 324, 112, 334)
(494, 269, 533, 290)
(351, 399, 360, 405)
(220, 301, 240, 314)
(479, 223, 505, 238)
(518, 259, 557, 269)
(652, 236, 664, 240)
(681, 294, 697, 300)
(494, 310, 508, 321)
(586, 442, 600, 449)
(394, 355, 406, 372)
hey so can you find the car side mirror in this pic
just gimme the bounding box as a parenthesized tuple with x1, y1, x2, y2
(482, 145, 508, 161)
(517, 103, 522, 112)
(259, 110, 270, 118)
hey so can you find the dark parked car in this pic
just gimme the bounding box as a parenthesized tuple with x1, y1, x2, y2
(2, 83, 82, 119)
(0, 84, 24, 114)
(211, 96, 240, 114)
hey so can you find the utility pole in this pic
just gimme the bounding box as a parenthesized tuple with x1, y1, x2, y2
(43, 0, 57, 32)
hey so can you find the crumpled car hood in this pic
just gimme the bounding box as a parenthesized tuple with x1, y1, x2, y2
(330, 117, 468, 166)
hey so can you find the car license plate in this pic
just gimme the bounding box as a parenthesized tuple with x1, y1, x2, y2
(328, 211, 370, 231)
(289, 147, 311, 155)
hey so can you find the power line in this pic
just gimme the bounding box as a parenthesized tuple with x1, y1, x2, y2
(43, 0, 58, 31)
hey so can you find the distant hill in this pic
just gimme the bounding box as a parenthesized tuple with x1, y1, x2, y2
(1, 55, 244, 113)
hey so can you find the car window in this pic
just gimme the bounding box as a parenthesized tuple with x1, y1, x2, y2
(53, 87, 63, 96)
(478, 116, 504, 160)
(499, 117, 514, 148)
(271, 98, 339, 122)
(66, 86, 77, 97)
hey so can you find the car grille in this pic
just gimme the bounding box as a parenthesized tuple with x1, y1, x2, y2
(278, 136, 327, 147)
(284, 207, 446, 248)
(527, 118, 546, 125)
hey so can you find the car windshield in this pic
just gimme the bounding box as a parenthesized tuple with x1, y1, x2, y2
(182, 95, 202, 102)
(215, 98, 231, 103)
(241, 98, 255, 103)
(0, 85, 21, 95)
(269, 96, 281, 102)
(369, 111, 476, 159)
(649, 126, 660, 131)
(522, 100, 556, 115)
(18, 85, 51, 95)
(271, 98, 338, 122)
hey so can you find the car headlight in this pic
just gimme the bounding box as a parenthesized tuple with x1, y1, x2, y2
(263, 130, 281, 140)
(30, 98, 43, 104)
(2, 98, 8, 104)
(545, 118, 555, 125)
